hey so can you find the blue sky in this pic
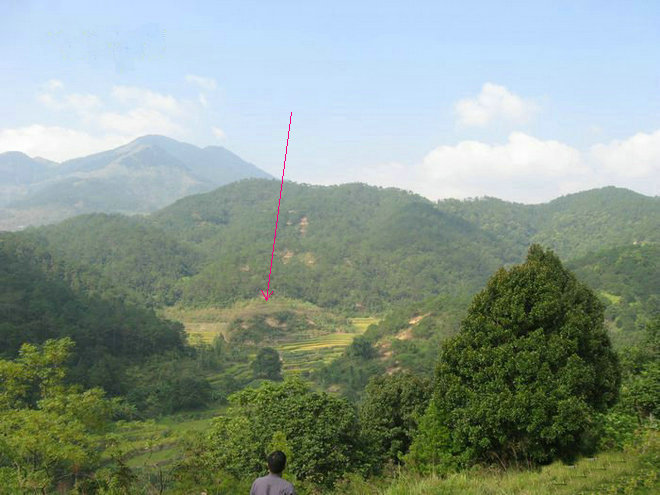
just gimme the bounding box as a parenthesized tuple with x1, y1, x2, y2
(1, 0, 659, 202)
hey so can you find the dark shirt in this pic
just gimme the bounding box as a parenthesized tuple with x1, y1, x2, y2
(250, 473, 295, 495)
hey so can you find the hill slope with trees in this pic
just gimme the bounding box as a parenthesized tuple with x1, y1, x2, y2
(437, 186, 659, 260)
(0, 233, 187, 395)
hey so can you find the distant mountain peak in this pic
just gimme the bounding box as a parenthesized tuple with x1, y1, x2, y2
(130, 134, 188, 147)
(0, 151, 34, 160)
(0, 135, 272, 230)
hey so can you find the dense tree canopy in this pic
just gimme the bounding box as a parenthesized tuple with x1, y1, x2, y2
(251, 347, 283, 381)
(0, 339, 117, 493)
(617, 316, 660, 421)
(437, 186, 659, 260)
(201, 379, 361, 487)
(410, 245, 621, 470)
(359, 372, 431, 470)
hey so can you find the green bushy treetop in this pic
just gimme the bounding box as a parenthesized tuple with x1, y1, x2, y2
(410, 245, 621, 470)
(201, 379, 361, 487)
(0, 338, 119, 493)
(617, 316, 659, 421)
(251, 347, 283, 381)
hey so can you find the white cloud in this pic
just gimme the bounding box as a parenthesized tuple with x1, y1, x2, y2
(185, 74, 217, 91)
(356, 130, 659, 203)
(0, 125, 127, 162)
(111, 85, 182, 114)
(455, 83, 538, 127)
(45, 79, 64, 91)
(37, 92, 102, 115)
(212, 126, 226, 140)
(418, 133, 585, 202)
(97, 108, 183, 136)
(0, 80, 213, 161)
(199, 93, 208, 107)
(589, 129, 660, 178)
(34, 83, 188, 139)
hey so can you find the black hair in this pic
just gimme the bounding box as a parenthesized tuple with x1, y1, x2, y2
(267, 450, 286, 474)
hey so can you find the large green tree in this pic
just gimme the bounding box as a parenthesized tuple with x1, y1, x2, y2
(251, 347, 283, 381)
(618, 316, 660, 421)
(410, 245, 621, 470)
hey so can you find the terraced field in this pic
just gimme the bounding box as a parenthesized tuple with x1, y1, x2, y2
(274, 317, 379, 374)
(115, 302, 379, 469)
(111, 406, 226, 469)
(276, 333, 356, 373)
(161, 299, 378, 375)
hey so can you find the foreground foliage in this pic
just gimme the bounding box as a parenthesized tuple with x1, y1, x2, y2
(174, 379, 362, 491)
(359, 372, 431, 471)
(0, 339, 119, 493)
(409, 245, 621, 470)
(378, 428, 659, 495)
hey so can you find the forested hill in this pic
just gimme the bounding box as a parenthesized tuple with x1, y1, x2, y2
(567, 243, 660, 339)
(5, 181, 658, 314)
(17, 181, 508, 312)
(0, 233, 187, 394)
(151, 180, 507, 310)
(437, 186, 659, 260)
(318, 243, 659, 397)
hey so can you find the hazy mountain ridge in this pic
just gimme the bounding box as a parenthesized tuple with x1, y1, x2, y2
(0, 136, 272, 230)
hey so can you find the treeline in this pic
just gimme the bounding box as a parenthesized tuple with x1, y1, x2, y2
(8, 181, 509, 312)
(436, 185, 659, 260)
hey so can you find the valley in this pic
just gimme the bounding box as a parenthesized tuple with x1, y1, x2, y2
(0, 180, 657, 493)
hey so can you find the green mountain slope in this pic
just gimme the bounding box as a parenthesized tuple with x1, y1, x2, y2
(567, 243, 659, 342)
(151, 180, 507, 311)
(0, 232, 187, 394)
(8, 182, 658, 317)
(437, 186, 659, 259)
(26, 213, 203, 306)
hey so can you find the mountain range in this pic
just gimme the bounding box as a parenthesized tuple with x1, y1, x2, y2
(0, 135, 271, 230)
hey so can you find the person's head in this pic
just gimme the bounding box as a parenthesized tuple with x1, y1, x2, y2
(267, 450, 286, 474)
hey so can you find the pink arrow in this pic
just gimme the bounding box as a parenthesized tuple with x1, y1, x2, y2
(261, 112, 292, 301)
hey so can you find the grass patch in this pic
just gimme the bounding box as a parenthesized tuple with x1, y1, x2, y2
(600, 291, 623, 304)
(373, 430, 659, 495)
(114, 406, 227, 468)
(350, 316, 380, 333)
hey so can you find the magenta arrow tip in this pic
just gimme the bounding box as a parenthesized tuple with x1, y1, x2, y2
(260, 289, 273, 301)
